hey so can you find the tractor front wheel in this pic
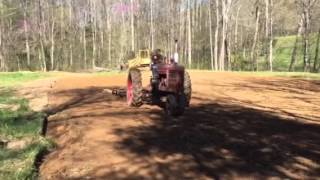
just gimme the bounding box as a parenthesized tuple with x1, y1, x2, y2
(184, 71, 192, 107)
(127, 69, 143, 107)
(165, 94, 186, 117)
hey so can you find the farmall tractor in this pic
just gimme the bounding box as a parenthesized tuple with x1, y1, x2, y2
(126, 42, 192, 117)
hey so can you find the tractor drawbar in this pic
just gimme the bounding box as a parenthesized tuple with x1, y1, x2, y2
(112, 88, 127, 98)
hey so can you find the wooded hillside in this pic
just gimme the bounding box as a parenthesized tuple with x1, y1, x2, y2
(0, 0, 319, 72)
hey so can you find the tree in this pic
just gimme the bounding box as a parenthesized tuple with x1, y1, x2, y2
(150, 0, 154, 50)
(50, 8, 56, 71)
(0, 0, 5, 71)
(208, 0, 214, 70)
(251, 4, 261, 71)
(289, 17, 303, 72)
(130, 0, 135, 52)
(314, 28, 320, 72)
(187, 0, 192, 68)
(265, 0, 274, 71)
(0, 0, 319, 72)
(214, 0, 219, 71)
(295, 0, 318, 72)
(22, 0, 31, 69)
(218, 0, 236, 71)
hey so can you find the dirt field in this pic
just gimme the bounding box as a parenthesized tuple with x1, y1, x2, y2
(38, 72, 320, 180)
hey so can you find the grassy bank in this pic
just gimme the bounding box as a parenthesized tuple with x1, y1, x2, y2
(189, 70, 320, 80)
(0, 73, 53, 179)
(234, 71, 320, 80)
(0, 72, 50, 87)
(268, 34, 318, 72)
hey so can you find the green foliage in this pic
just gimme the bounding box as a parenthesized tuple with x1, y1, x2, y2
(232, 53, 252, 71)
(0, 72, 49, 87)
(0, 88, 54, 179)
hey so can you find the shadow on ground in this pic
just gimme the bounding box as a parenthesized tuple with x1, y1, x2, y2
(46, 86, 123, 116)
(44, 86, 320, 180)
(105, 100, 319, 179)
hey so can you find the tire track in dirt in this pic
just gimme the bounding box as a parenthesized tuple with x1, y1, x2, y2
(40, 72, 320, 180)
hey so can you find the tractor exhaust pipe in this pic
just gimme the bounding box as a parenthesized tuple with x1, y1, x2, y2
(174, 39, 179, 64)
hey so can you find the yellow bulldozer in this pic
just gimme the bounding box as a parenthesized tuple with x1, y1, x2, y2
(127, 49, 152, 69)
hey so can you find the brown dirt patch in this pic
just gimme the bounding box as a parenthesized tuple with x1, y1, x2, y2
(39, 72, 320, 180)
(18, 77, 57, 112)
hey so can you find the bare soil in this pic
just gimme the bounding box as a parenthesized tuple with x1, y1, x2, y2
(39, 72, 320, 180)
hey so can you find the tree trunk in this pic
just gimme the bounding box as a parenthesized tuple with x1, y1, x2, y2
(219, 0, 225, 71)
(289, 18, 303, 72)
(130, 0, 135, 52)
(108, 11, 112, 67)
(268, 0, 273, 71)
(187, 0, 192, 68)
(313, 28, 320, 72)
(38, 0, 46, 72)
(214, 0, 219, 71)
(303, 10, 310, 72)
(234, 5, 241, 52)
(0, 33, 3, 71)
(119, 0, 126, 65)
(178, 4, 183, 57)
(92, 0, 97, 69)
(251, 6, 260, 71)
(50, 21, 55, 71)
(150, 0, 154, 50)
(68, 0, 73, 69)
(264, 0, 269, 70)
(265, 0, 269, 41)
(24, 7, 31, 69)
(58, 1, 65, 70)
(0, 2, 3, 71)
(227, 34, 231, 70)
(40, 39, 46, 72)
(209, 0, 214, 70)
(83, 12, 87, 70)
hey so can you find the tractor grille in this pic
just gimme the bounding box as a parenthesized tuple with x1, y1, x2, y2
(162, 70, 183, 93)
(168, 71, 179, 81)
(168, 70, 181, 90)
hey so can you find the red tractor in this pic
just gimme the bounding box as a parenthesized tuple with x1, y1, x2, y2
(126, 46, 191, 117)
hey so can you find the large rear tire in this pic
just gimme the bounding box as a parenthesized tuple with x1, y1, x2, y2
(184, 71, 192, 107)
(127, 68, 143, 107)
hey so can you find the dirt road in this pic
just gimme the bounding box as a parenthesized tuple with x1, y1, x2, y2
(39, 72, 320, 180)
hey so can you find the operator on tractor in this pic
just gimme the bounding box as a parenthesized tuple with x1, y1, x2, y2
(150, 49, 163, 85)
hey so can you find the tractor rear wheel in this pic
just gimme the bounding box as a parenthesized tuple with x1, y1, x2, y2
(184, 71, 192, 107)
(127, 68, 143, 107)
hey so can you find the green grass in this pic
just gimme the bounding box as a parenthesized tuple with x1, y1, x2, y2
(0, 72, 50, 87)
(0, 138, 54, 180)
(0, 90, 42, 138)
(190, 70, 320, 80)
(251, 34, 319, 72)
(0, 77, 54, 179)
(263, 34, 319, 72)
(273, 35, 302, 71)
(233, 71, 320, 80)
(93, 70, 126, 77)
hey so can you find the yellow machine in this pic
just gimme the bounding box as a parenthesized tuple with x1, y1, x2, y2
(128, 49, 151, 69)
